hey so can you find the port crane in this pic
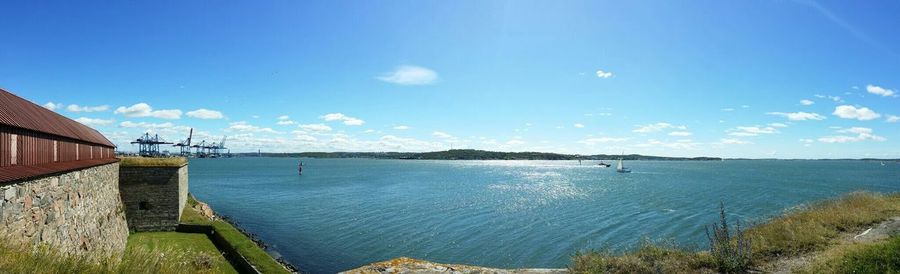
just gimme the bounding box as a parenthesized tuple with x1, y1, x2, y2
(130, 133, 172, 157)
(172, 128, 193, 157)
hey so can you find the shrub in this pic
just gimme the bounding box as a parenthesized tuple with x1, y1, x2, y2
(706, 202, 752, 273)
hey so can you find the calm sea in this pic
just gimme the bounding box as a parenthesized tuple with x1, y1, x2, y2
(188, 158, 899, 273)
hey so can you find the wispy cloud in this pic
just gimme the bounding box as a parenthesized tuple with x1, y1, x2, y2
(800, 99, 814, 105)
(832, 105, 880, 120)
(578, 137, 629, 145)
(766, 111, 826, 121)
(67, 104, 110, 112)
(728, 126, 779, 137)
(377, 65, 438, 85)
(887, 115, 899, 123)
(818, 127, 886, 143)
(228, 121, 280, 133)
(574, 123, 585, 128)
(393, 125, 410, 130)
(115, 103, 182, 119)
(595, 69, 613, 78)
(75, 117, 114, 126)
(668, 131, 692, 137)
(186, 108, 224, 119)
(298, 123, 332, 133)
(718, 138, 751, 145)
(632, 122, 686, 133)
(320, 113, 365, 126)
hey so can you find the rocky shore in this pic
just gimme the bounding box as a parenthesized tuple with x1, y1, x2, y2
(340, 257, 567, 274)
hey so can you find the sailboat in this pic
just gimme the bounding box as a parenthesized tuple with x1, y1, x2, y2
(616, 154, 631, 173)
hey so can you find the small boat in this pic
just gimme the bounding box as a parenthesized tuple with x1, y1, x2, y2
(616, 155, 631, 173)
(882, 161, 886, 166)
(597, 161, 611, 168)
(298, 161, 303, 175)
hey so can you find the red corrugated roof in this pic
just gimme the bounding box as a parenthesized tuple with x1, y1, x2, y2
(0, 158, 119, 184)
(0, 88, 115, 147)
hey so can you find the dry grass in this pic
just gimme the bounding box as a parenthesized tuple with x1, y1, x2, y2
(570, 239, 715, 274)
(746, 191, 900, 261)
(571, 191, 900, 273)
(118, 157, 187, 167)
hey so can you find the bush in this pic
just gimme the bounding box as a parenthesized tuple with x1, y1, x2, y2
(705, 202, 752, 273)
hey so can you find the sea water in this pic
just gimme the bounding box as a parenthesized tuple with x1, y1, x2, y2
(188, 158, 900, 273)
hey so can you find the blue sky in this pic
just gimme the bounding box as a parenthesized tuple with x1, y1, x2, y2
(1, 0, 898, 158)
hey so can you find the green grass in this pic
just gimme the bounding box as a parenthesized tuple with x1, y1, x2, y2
(118, 157, 187, 167)
(745, 191, 900, 261)
(0, 236, 222, 274)
(801, 235, 900, 274)
(181, 195, 290, 274)
(127, 232, 237, 274)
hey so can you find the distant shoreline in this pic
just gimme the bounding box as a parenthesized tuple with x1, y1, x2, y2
(216, 149, 899, 161)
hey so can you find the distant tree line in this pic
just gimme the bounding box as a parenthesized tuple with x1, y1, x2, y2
(233, 149, 723, 161)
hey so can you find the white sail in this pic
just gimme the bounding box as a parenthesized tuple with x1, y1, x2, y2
(617, 159, 624, 170)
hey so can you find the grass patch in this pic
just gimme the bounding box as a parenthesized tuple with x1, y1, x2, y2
(745, 191, 900, 261)
(800, 235, 900, 273)
(0, 235, 223, 273)
(119, 157, 187, 167)
(570, 239, 715, 274)
(127, 232, 237, 274)
(181, 195, 290, 274)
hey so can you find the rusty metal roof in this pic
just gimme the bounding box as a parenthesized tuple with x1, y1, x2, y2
(0, 88, 115, 147)
(0, 158, 119, 184)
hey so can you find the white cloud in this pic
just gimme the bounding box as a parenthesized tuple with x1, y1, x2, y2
(114, 103, 182, 119)
(578, 137, 629, 145)
(769, 123, 789, 128)
(75, 117, 114, 126)
(728, 126, 779, 137)
(632, 122, 686, 133)
(574, 123, 585, 128)
(721, 108, 735, 112)
(719, 138, 751, 145)
(766, 111, 826, 121)
(67, 104, 109, 112)
(634, 139, 699, 150)
(186, 108, 224, 119)
(377, 65, 438, 85)
(832, 105, 881, 120)
(276, 120, 295, 125)
(506, 138, 526, 145)
(278, 115, 290, 120)
(43, 102, 62, 111)
(596, 69, 613, 78)
(668, 131, 692, 137)
(320, 113, 365, 126)
(800, 99, 814, 106)
(818, 127, 886, 143)
(393, 125, 410, 130)
(866, 84, 897, 97)
(228, 121, 280, 133)
(432, 131, 454, 139)
(119, 121, 174, 129)
(298, 123, 332, 133)
(887, 115, 899, 123)
(814, 94, 844, 103)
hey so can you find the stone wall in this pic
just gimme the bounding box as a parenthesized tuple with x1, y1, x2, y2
(119, 165, 188, 232)
(0, 163, 129, 259)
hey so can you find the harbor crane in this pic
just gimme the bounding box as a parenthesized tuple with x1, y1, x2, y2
(130, 133, 172, 157)
(172, 128, 193, 157)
